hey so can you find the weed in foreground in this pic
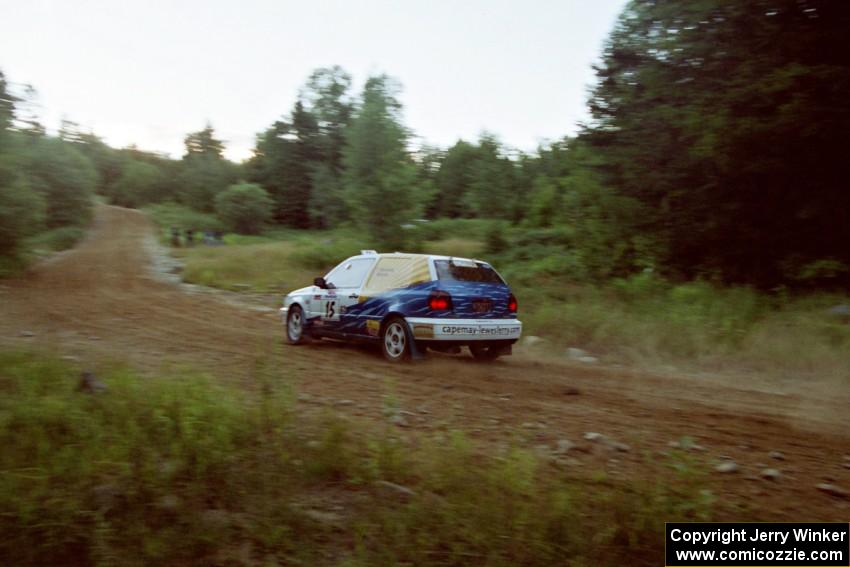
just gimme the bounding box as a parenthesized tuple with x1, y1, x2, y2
(0, 351, 715, 566)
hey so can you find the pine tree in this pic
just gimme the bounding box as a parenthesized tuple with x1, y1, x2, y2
(342, 75, 416, 247)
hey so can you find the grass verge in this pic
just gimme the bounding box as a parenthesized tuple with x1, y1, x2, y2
(1, 226, 88, 278)
(143, 210, 850, 380)
(0, 351, 712, 566)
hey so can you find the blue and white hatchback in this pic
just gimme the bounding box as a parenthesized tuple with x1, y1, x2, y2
(280, 251, 522, 362)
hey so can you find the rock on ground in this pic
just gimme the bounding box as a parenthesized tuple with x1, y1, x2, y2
(761, 468, 781, 481)
(715, 461, 739, 474)
(374, 480, 417, 500)
(816, 484, 848, 498)
(566, 347, 588, 359)
(77, 371, 108, 394)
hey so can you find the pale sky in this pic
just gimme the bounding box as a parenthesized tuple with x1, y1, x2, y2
(0, 0, 627, 162)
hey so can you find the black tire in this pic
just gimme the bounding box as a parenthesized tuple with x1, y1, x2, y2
(381, 316, 411, 363)
(469, 344, 501, 361)
(285, 305, 310, 345)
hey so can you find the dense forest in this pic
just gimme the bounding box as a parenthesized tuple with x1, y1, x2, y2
(1, 0, 848, 288)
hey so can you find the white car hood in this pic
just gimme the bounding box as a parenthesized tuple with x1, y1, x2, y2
(288, 286, 317, 297)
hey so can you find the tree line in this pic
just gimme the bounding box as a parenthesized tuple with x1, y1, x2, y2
(1, 0, 848, 287)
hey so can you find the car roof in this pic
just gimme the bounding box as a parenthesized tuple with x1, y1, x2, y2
(347, 251, 486, 264)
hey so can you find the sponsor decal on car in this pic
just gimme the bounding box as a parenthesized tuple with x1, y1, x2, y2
(440, 325, 520, 337)
(412, 324, 434, 338)
(366, 319, 381, 336)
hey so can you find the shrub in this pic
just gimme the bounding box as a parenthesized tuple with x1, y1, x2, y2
(288, 238, 361, 272)
(144, 202, 222, 232)
(27, 226, 85, 252)
(213, 183, 273, 235)
(110, 160, 167, 208)
(0, 168, 45, 256)
(23, 137, 96, 228)
(484, 221, 509, 254)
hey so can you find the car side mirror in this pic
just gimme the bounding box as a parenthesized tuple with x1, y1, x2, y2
(313, 277, 328, 289)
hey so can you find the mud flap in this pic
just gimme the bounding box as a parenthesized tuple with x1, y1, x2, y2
(400, 319, 426, 360)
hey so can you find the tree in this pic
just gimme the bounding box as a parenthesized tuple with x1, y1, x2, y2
(585, 0, 850, 286)
(0, 71, 45, 260)
(342, 75, 417, 247)
(412, 144, 442, 219)
(524, 176, 560, 228)
(112, 160, 168, 208)
(308, 163, 347, 228)
(0, 168, 45, 256)
(281, 101, 320, 227)
(214, 183, 273, 234)
(23, 137, 97, 228)
(0, 70, 15, 138)
(302, 66, 354, 175)
(433, 140, 478, 218)
(178, 125, 234, 211)
(464, 134, 516, 220)
(249, 101, 321, 227)
(183, 123, 225, 159)
(73, 132, 126, 197)
(15, 85, 45, 138)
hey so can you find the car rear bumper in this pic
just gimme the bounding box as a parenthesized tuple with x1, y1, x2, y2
(405, 317, 522, 341)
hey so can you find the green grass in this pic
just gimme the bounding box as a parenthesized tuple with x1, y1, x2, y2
(172, 221, 487, 293)
(143, 202, 223, 234)
(25, 226, 86, 254)
(1, 226, 88, 278)
(418, 237, 485, 259)
(178, 240, 314, 292)
(0, 351, 712, 566)
(515, 273, 850, 379)
(147, 209, 850, 380)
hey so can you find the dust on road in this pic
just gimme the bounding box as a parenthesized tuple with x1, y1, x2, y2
(1, 204, 848, 520)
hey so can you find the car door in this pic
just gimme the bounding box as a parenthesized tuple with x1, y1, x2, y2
(320, 257, 376, 334)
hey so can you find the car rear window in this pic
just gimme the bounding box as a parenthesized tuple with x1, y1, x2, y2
(434, 260, 504, 284)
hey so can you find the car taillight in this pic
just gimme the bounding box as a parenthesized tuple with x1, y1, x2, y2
(508, 293, 518, 313)
(428, 291, 453, 311)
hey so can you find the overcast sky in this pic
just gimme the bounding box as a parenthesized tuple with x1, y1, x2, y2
(0, 0, 627, 161)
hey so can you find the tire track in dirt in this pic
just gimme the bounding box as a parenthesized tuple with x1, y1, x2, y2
(1, 204, 848, 520)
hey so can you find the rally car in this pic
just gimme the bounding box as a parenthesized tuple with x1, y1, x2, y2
(280, 251, 522, 362)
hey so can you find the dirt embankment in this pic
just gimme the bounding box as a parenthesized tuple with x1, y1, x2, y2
(1, 204, 848, 520)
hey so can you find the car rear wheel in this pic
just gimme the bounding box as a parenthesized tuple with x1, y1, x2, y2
(381, 317, 410, 363)
(286, 305, 310, 345)
(469, 344, 501, 361)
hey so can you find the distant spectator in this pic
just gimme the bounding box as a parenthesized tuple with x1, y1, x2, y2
(170, 226, 181, 247)
(185, 228, 194, 246)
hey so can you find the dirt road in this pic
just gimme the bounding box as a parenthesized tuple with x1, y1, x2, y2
(1, 205, 848, 520)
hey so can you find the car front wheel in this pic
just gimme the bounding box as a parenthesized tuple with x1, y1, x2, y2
(381, 317, 410, 363)
(286, 305, 310, 345)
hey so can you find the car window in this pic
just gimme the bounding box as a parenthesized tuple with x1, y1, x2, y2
(361, 256, 431, 295)
(324, 258, 375, 289)
(434, 260, 504, 284)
